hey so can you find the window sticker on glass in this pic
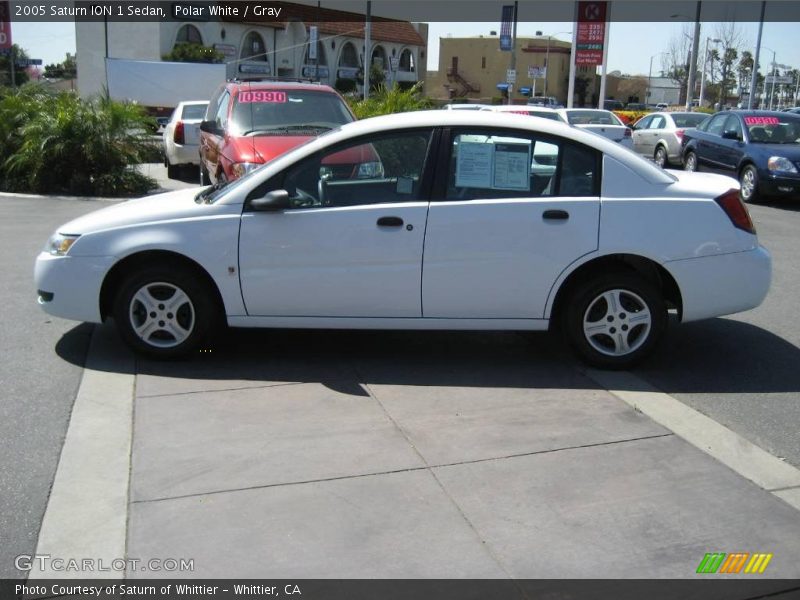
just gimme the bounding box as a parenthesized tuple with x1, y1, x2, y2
(455, 142, 494, 188)
(238, 91, 288, 103)
(493, 142, 531, 190)
(396, 176, 413, 195)
(744, 116, 779, 126)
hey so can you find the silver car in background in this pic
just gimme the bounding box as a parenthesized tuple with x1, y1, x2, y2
(632, 111, 709, 167)
(557, 108, 634, 149)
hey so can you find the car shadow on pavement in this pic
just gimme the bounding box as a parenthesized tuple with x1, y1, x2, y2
(54, 317, 800, 395)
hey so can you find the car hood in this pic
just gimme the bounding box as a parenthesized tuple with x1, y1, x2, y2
(57, 188, 212, 235)
(749, 143, 800, 161)
(251, 134, 314, 164)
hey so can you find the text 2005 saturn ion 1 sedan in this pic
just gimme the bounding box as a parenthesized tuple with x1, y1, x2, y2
(35, 111, 771, 369)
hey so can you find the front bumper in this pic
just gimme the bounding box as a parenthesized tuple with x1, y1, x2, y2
(759, 170, 800, 199)
(34, 252, 115, 323)
(666, 246, 771, 322)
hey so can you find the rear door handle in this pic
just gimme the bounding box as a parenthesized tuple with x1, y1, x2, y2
(543, 209, 569, 221)
(377, 216, 404, 227)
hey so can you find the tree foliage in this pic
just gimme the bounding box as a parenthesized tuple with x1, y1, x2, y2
(0, 85, 157, 196)
(162, 43, 224, 64)
(0, 45, 31, 87)
(44, 53, 77, 79)
(347, 82, 432, 119)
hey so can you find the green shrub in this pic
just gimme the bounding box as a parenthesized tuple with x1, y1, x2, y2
(162, 43, 224, 64)
(0, 85, 157, 196)
(348, 82, 432, 119)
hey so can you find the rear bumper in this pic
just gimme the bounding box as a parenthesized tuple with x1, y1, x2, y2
(666, 246, 771, 322)
(165, 141, 201, 166)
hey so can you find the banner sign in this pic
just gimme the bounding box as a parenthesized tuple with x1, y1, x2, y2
(499, 5, 513, 52)
(0, 0, 12, 49)
(309, 25, 318, 60)
(575, 1, 606, 66)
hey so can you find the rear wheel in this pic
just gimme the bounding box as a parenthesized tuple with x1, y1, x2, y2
(683, 150, 697, 172)
(113, 264, 218, 358)
(562, 273, 667, 369)
(166, 160, 179, 179)
(739, 164, 760, 203)
(654, 145, 668, 168)
(200, 165, 212, 186)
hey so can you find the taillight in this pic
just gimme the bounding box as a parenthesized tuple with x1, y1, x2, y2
(715, 188, 756, 235)
(174, 121, 185, 145)
(675, 128, 685, 141)
(624, 127, 632, 137)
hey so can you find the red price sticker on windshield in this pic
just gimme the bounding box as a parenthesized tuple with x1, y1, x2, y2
(744, 116, 779, 126)
(239, 91, 288, 103)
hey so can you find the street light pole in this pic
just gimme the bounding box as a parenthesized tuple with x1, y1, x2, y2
(769, 50, 777, 110)
(685, 1, 702, 110)
(542, 31, 571, 98)
(748, 0, 766, 109)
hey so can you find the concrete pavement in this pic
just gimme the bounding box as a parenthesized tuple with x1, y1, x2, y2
(31, 325, 800, 579)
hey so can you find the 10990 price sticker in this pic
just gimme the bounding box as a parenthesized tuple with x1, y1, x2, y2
(238, 91, 288, 103)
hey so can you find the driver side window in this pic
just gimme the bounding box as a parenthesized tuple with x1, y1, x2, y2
(282, 130, 433, 209)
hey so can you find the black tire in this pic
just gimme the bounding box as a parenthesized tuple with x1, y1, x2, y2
(683, 150, 698, 172)
(739, 164, 760, 204)
(654, 145, 669, 168)
(113, 264, 219, 359)
(200, 165, 212, 186)
(561, 272, 667, 369)
(166, 160, 179, 179)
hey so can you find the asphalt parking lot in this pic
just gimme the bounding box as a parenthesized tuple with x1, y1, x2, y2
(3, 179, 800, 580)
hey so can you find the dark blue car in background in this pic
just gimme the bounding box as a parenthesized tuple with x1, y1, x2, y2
(681, 110, 800, 203)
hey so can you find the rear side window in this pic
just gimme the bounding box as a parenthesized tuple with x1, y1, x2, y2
(445, 130, 599, 200)
(181, 104, 207, 120)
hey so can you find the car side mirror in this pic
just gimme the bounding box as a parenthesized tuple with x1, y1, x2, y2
(251, 189, 291, 212)
(199, 120, 220, 135)
(722, 129, 740, 140)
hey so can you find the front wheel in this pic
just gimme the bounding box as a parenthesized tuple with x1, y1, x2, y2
(683, 150, 697, 172)
(739, 164, 760, 203)
(562, 273, 667, 369)
(113, 265, 218, 358)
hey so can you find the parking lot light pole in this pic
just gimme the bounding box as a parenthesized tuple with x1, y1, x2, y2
(748, 0, 766, 109)
(686, 2, 702, 111)
(541, 31, 571, 98)
(647, 52, 667, 107)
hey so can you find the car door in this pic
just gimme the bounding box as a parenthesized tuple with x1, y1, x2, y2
(695, 113, 728, 172)
(716, 114, 746, 173)
(645, 114, 668, 156)
(422, 128, 601, 319)
(632, 115, 653, 155)
(200, 90, 230, 181)
(238, 129, 435, 318)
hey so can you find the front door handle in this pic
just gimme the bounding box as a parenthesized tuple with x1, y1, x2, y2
(543, 209, 569, 221)
(377, 216, 404, 227)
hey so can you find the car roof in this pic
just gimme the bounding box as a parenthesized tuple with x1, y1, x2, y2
(226, 81, 338, 93)
(484, 105, 559, 112)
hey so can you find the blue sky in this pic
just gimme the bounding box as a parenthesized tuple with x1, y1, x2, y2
(10, 19, 800, 77)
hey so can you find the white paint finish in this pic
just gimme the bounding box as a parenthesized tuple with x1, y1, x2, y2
(162, 101, 208, 167)
(666, 247, 772, 322)
(423, 198, 599, 318)
(29, 325, 135, 579)
(34, 253, 115, 323)
(584, 369, 800, 494)
(773, 488, 800, 512)
(239, 203, 429, 317)
(227, 316, 549, 330)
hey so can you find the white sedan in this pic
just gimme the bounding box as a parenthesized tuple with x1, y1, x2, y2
(557, 108, 634, 149)
(35, 111, 771, 368)
(162, 100, 208, 178)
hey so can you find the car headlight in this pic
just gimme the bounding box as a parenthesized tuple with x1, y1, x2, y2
(356, 161, 384, 179)
(767, 156, 798, 174)
(47, 233, 80, 256)
(231, 162, 261, 179)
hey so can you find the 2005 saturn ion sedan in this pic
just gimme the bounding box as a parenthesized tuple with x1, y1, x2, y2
(35, 111, 771, 368)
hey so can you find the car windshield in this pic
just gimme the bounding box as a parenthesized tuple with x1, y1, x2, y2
(744, 115, 800, 144)
(567, 110, 623, 126)
(181, 104, 207, 120)
(671, 113, 709, 128)
(230, 89, 354, 136)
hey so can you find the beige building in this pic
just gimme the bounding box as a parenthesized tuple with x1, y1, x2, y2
(428, 35, 601, 104)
